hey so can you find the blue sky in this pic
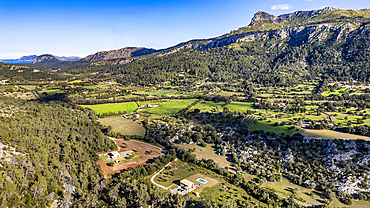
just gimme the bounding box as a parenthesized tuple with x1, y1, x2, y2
(0, 0, 369, 58)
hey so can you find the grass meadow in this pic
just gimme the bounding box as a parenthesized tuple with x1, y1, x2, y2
(154, 159, 200, 187)
(98, 116, 145, 136)
(175, 144, 233, 171)
(41, 89, 67, 95)
(250, 119, 300, 136)
(322, 89, 350, 96)
(190, 101, 225, 112)
(150, 90, 176, 96)
(80, 102, 138, 114)
(138, 99, 198, 114)
(225, 101, 255, 112)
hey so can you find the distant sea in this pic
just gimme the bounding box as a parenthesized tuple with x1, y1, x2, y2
(0, 60, 31, 64)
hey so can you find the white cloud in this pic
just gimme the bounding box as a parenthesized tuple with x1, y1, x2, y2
(305, 0, 312, 1)
(271, 4, 293, 10)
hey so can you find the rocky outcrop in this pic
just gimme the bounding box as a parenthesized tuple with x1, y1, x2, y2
(155, 6, 370, 58)
(82, 47, 156, 62)
(30, 54, 61, 64)
(250, 7, 337, 25)
(250, 11, 278, 25)
(160, 22, 359, 56)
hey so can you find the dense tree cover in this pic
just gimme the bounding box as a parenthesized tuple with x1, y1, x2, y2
(74, 94, 241, 105)
(0, 97, 263, 207)
(0, 63, 65, 82)
(141, 110, 370, 205)
(0, 97, 115, 206)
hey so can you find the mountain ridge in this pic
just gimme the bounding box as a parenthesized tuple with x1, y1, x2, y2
(28, 6, 370, 86)
(81, 47, 157, 62)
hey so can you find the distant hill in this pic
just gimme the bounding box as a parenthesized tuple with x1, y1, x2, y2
(1, 55, 81, 63)
(55, 56, 81, 61)
(81, 47, 157, 62)
(19, 55, 38, 61)
(0, 62, 65, 81)
(31, 54, 61, 64)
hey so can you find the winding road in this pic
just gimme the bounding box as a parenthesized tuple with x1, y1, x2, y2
(150, 158, 177, 191)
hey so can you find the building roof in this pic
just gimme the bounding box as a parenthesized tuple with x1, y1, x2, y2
(180, 179, 194, 187)
(110, 151, 121, 156)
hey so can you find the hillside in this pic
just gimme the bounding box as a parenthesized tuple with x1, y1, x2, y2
(51, 7, 370, 89)
(81, 47, 157, 62)
(31, 54, 61, 64)
(0, 62, 65, 81)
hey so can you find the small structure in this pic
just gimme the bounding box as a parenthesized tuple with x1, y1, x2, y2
(196, 178, 209, 184)
(108, 151, 122, 160)
(180, 179, 196, 192)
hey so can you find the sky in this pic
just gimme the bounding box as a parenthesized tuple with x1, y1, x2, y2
(0, 0, 369, 59)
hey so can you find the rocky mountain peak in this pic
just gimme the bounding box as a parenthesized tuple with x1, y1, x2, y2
(250, 11, 277, 25)
(250, 7, 338, 26)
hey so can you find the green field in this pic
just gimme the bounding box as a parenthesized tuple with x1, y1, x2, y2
(150, 90, 176, 96)
(138, 99, 198, 114)
(98, 116, 145, 136)
(68, 80, 83, 84)
(40, 89, 67, 95)
(322, 89, 350, 96)
(225, 101, 255, 112)
(190, 101, 225, 112)
(154, 159, 200, 187)
(84, 81, 118, 90)
(330, 112, 370, 127)
(262, 111, 328, 122)
(80, 102, 138, 114)
(250, 119, 300, 136)
(19, 85, 36, 90)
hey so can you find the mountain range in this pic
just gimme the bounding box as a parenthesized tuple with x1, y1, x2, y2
(8, 7, 370, 89)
